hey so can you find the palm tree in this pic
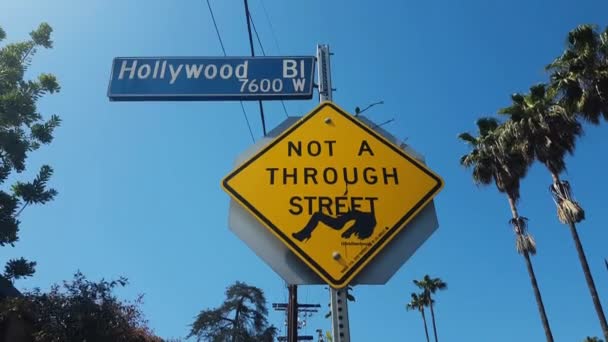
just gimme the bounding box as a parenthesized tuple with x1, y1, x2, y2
(406, 292, 430, 342)
(459, 118, 554, 341)
(414, 275, 447, 342)
(500, 84, 608, 340)
(547, 24, 608, 124)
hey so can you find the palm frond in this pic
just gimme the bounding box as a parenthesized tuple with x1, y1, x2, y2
(600, 27, 608, 56)
(509, 216, 529, 234)
(476, 117, 500, 136)
(457, 132, 477, 145)
(406, 292, 426, 312)
(471, 163, 494, 186)
(529, 84, 547, 100)
(499, 83, 582, 176)
(516, 233, 537, 255)
(550, 180, 585, 224)
(557, 199, 585, 224)
(548, 24, 608, 124)
(459, 116, 529, 200)
(567, 24, 599, 52)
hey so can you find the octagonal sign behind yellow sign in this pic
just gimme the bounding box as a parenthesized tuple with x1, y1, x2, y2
(222, 102, 444, 288)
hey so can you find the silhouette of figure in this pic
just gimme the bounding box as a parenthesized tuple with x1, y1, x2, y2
(292, 209, 377, 242)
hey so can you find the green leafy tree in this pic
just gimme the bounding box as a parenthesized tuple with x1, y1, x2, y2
(500, 84, 608, 339)
(0, 272, 162, 341)
(0, 22, 61, 283)
(584, 337, 604, 342)
(189, 281, 276, 342)
(414, 275, 447, 342)
(547, 24, 608, 124)
(459, 118, 554, 341)
(406, 292, 430, 342)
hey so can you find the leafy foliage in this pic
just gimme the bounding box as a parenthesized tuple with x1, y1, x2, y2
(12, 164, 58, 206)
(547, 24, 608, 124)
(459, 117, 528, 201)
(0, 272, 163, 342)
(189, 281, 276, 342)
(3, 257, 36, 281)
(413, 275, 447, 300)
(406, 292, 427, 313)
(0, 23, 60, 281)
(583, 337, 604, 342)
(499, 84, 582, 176)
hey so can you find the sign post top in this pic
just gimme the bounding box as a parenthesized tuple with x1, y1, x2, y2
(222, 102, 444, 288)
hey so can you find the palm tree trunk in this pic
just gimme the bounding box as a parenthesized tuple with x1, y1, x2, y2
(420, 309, 430, 342)
(507, 195, 554, 342)
(507, 195, 519, 219)
(522, 250, 554, 342)
(568, 221, 608, 340)
(429, 300, 439, 342)
(549, 172, 608, 339)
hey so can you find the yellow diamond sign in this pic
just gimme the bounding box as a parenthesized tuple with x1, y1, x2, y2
(222, 102, 444, 288)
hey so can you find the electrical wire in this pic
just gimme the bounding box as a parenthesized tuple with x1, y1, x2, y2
(206, 0, 226, 55)
(239, 101, 255, 142)
(259, 0, 282, 54)
(206, 0, 255, 143)
(250, 14, 266, 56)
(243, 0, 267, 137)
(280, 101, 289, 118)
(249, 8, 289, 118)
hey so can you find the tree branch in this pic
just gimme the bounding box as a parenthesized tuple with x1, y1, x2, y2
(19, 43, 36, 65)
(15, 202, 29, 217)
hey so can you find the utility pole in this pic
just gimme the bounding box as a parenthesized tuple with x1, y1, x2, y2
(317, 44, 351, 342)
(288, 284, 298, 342)
(273, 291, 320, 342)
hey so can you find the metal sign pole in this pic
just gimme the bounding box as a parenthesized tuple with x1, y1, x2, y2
(317, 45, 332, 103)
(317, 44, 351, 342)
(330, 288, 350, 342)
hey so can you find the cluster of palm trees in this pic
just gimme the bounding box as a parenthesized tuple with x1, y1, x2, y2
(406, 275, 447, 342)
(459, 24, 608, 341)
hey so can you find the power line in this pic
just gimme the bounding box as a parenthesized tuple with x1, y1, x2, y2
(249, 14, 266, 56)
(280, 101, 289, 118)
(243, 0, 267, 137)
(206, 0, 226, 55)
(259, 0, 282, 54)
(206, 0, 255, 143)
(249, 7, 289, 118)
(239, 101, 255, 142)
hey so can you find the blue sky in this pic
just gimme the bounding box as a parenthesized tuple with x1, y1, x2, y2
(2, 0, 608, 340)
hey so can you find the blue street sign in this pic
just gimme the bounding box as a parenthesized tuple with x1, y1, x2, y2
(107, 56, 315, 101)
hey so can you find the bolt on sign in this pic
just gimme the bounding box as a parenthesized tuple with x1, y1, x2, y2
(222, 102, 444, 288)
